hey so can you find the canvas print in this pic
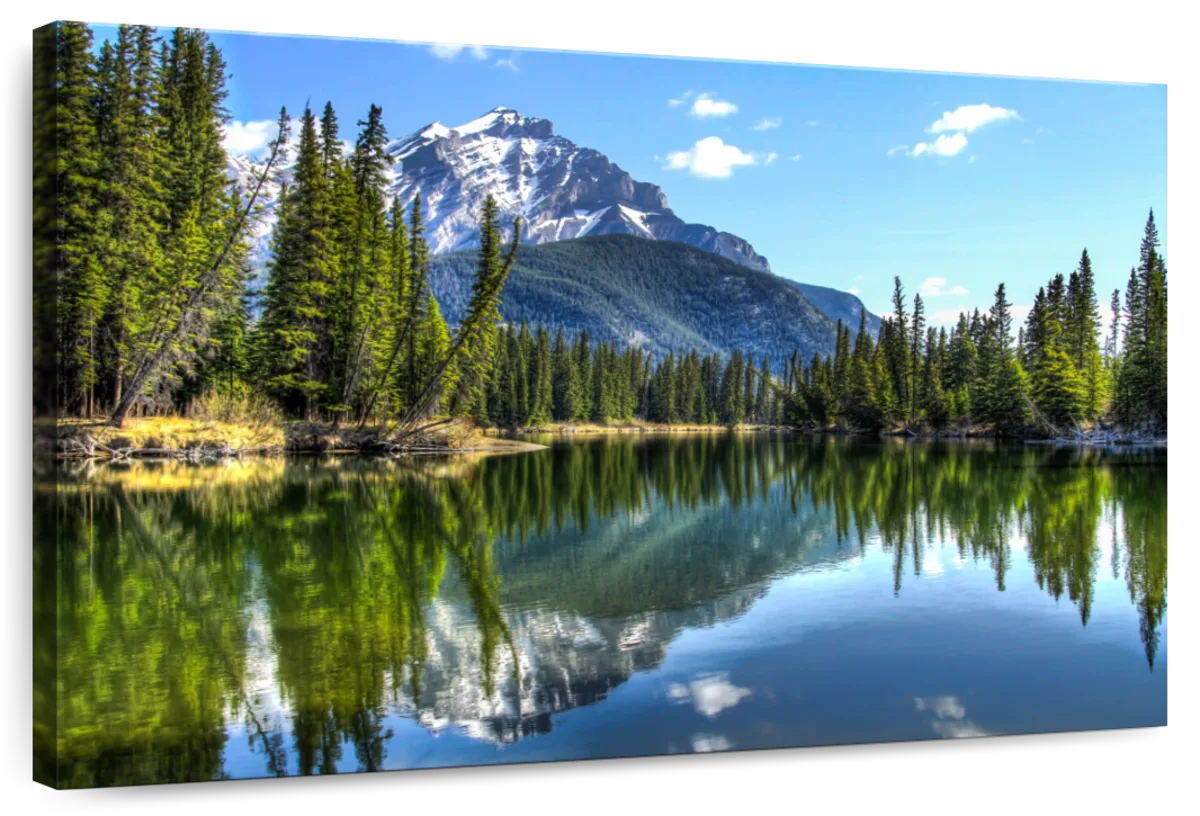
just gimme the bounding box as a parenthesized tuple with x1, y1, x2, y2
(32, 21, 1167, 789)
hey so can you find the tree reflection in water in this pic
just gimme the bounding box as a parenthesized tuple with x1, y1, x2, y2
(35, 436, 1166, 786)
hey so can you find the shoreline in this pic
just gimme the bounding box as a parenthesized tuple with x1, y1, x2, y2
(44, 416, 1164, 460)
(46, 418, 549, 461)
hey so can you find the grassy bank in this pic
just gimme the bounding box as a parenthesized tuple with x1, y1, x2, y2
(490, 420, 796, 436)
(51, 416, 546, 458)
(56, 416, 284, 453)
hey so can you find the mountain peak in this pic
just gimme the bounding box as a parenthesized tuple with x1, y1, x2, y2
(232, 106, 771, 276)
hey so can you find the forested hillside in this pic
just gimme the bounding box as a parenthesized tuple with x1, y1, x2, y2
(427, 235, 839, 363)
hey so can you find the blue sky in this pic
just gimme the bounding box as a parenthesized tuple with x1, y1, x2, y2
(93, 25, 1168, 327)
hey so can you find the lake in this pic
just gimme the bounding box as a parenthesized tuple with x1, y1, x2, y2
(35, 435, 1167, 787)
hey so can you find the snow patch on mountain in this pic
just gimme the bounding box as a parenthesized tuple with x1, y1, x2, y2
(226, 106, 771, 291)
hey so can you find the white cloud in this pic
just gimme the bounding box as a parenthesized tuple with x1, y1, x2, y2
(915, 696, 966, 719)
(668, 673, 752, 717)
(921, 277, 948, 297)
(929, 103, 1021, 134)
(429, 43, 488, 60)
(1010, 304, 1032, 326)
(664, 136, 759, 178)
(951, 285, 969, 296)
(689, 93, 739, 118)
(922, 551, 945, 576)
(223, 120, 276, 156)
(789, 153, 804, 161)
(807, 120, 820, 127)
(764, 151, 779, 165)
(692, 734, 732, 753)
(932, 720, 992, 738)
(752, 116, 782, 131)
(897, 103, 1017, 162)
(915, 696, 993, 739)
(849, 288, 860, 295)
(911, 132, 968, 158)
(494, 57, 519, 71)
(667, 90, 694, 108)
(855, 274, 864, 280)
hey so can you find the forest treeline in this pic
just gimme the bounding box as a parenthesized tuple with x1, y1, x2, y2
(478, 212, 1167, 434)
(48, 23, 1167, 436)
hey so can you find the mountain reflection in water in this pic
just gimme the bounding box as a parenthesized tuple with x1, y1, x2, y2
(35, 435, 1167, 787)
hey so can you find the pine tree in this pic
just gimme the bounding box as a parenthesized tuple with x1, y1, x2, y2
(1065, 249, 1104, 418)
(551, 328, 578, 421)
(754, 355, 772, 426)
(93, 25, 169, 413)
(411, 293, 452, 412)
(888, 277, 911, 414)
(54, 22, 106, 416)
(985, 283, 1030, 431)
(319, 101, 341, 172)
(1027, 282, 1085, 429)
(743, 351, 758, 424)
(403, 194, 430, 406)
(575, 330, 592, 420)
(256, 107, 335, 418)
(921, 330, 950, 430)
(847, 311, 881, 429)
(719, 350, 745, 425)
(529, 326, 553, 425)
(909, 293, 926, 422)
(1113, 268, 1143, 428)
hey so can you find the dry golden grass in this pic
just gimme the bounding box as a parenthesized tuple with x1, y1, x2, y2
(502, 421, 777, 435)
(57, 416, 285, 451)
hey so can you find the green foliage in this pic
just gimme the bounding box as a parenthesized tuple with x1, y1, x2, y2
(45, 30, 1164, 438)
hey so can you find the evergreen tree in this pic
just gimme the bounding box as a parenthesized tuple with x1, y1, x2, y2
(575, 330, 593, 420)
(529, 326, 553, 425)
(743, 351, 758, 424)
(888, 277, 911, 414)
(719, 350, 745, 425)
(411, 293, 452, 413)
(985, 283, 1030, 431)
(551, 327, 578, 421)
(909, 293, 926, 422)
(256, 107, 334, 418)
(54, 22, 106, 416)
(946, 313, 977, 396)
(319, 101, 340, 172)
(589, 341, 608, 422)
(1027, 283, 1086, 429)
(847, 311, 881, 429)
(403, 194, 430, 406)
(921, 329, 950, 430)
(755, 355, 773, 426)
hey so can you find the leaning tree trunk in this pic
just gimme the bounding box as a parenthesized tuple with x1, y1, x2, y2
(109, 121, 287, 428)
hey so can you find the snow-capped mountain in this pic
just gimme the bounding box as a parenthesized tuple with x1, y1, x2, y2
(225, 106, 771, 278)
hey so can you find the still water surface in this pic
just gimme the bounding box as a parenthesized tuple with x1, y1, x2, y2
(38, 435, 1167, 787)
